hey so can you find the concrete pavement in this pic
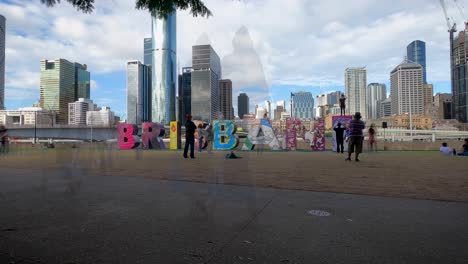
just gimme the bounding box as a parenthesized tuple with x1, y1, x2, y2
(1, 167, 467, 264)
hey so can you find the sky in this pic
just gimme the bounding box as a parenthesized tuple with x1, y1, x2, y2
(1, 0, 465, 119)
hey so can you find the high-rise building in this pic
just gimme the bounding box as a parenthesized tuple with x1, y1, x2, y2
(292, 91, 314, 119)
(219, 79, 233, 120)
(390, 61, 424, 115)
(367, 83, 386, 119)
(144, 37, 152, 66)
(451, 24, 468, 122)
(151, 13, 176, 125)
(379, 97, 392, 118)
(423, 83, 433, 113)
(277, 100, 286, 108)
(327, 91, 342, 105)
(238, 93, 249, 118)
(68, 98, 96, 125)
(264, 100, 271, 118)
(345, 67, 367, 118)
(40, 59, 76, 124)
(127, 60, 152, 125)
(87, 107, 115, 127)
(178, 67, 192, 122)
(0, 14, 4, 110)
(274, 104, 286, 121)
(74, 63, 90, 101)
(191, 45, 221, 122)
(407, 40, 426, 83)
(434, 93, 452, 119)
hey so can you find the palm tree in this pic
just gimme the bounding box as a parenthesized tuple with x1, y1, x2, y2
(40, 0, 212, 18)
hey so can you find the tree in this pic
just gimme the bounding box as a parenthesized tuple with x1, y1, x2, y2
(40, 0, 212, 18)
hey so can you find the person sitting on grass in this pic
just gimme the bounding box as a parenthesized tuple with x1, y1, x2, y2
(440, 142, 454, 156)
(457, 138, 468, 156)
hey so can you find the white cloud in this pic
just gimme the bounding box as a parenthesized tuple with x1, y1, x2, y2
(1, 0, 459, 110)
(90, 80, 98, 90)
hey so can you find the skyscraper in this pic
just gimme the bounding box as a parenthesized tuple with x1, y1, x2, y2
(423, 83, 433, 113)
(379, 97, 392, 118)
(127, 60, 152, 124)
(264, 100, 271, 118)
(451, 24, 468, 122)
(178, 67, 192, 122)
(366, 83, 386, 119)
(144, 37, 152, 66)
(345, 67, 367, 118)
(327, 91, 342, 105)
(292, 91, 314, 119)
(74, 63, 90, 101)
(390, 61, 424, 115)
(238, 93, 249, 118)
(191, 45, 221, 122)
(151, 13, 176, 125)
(40, 59, 76, 124)
(274, 104, 286, 121)
(0, 14, 5, 110)
(434, 93, 452, 119)
(219, 79, 233, 120)
(407, 40, 426, 83)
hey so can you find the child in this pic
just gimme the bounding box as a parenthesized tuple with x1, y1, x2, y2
(439, 142, 453, 156)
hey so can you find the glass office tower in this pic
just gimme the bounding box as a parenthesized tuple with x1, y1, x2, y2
(151, 13, 176, 125)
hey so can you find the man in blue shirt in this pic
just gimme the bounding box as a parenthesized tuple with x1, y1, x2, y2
(346, 112, 365, 162)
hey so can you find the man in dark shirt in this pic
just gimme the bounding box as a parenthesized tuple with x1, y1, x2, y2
(0, 125, 7, 153)
(333, 122, 346, 153)
(457, 138, 468, 156)
(339, 95, 346, 116)
(183, 114, 197, 159)
(346, 112, 365, 162)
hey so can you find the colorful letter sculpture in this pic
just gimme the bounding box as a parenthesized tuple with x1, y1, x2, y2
(242, 118, 281, 150)
(332, 115, 352, 152)
(117, 123, 138, 150)
(213, 120, 238, 150)
(169, 121, 181, 150)
(285, 118, 303, 150)
(141, 122, 165, 149)
(313, 119, 326, 151)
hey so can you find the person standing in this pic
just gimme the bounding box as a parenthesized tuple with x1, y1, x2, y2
(183, 114, 197, 159)
(339, 94, 346, 116)
(204, 124, 214, 154)
(346, 112, 365, 162)
(0, 125, 7, 153)
(196, 124, 204, 153)
(368, 124, 376, 152)
(333, 122, 346, 153)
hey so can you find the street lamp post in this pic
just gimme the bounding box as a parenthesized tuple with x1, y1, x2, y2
(409, 84, 413, 138)
(34, 110, 37, 144)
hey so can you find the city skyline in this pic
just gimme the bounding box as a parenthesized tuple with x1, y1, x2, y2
(0, 0, 461, 119)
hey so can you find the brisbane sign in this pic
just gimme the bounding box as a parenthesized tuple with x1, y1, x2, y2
(117, 118, 325, 151)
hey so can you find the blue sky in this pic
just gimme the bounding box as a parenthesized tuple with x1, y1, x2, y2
(1, 0, 461, 118)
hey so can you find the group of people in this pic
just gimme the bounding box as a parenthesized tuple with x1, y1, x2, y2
(183, 114, 213, 159)
(440, 139, 468, 156)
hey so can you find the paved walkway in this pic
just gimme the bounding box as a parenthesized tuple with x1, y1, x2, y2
(1, 167, 467, 264)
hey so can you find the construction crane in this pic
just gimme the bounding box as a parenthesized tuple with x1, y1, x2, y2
(439, 0, 458, 102)
(439, 0, 457, 33)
